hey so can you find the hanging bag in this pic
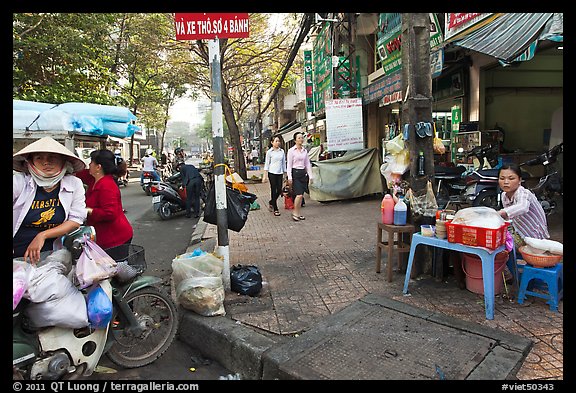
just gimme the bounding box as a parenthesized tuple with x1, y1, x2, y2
(203, 165, 257, 232)
(86, 283, 113, 329)
(76, 237, 118, 289)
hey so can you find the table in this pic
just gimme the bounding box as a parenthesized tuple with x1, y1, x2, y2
(402, 233, 506, 320)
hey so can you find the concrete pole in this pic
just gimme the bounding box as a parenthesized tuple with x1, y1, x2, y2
(401, 13, 433, 193)
(208, 39, 230, 290)
(401, 13, 434, 278)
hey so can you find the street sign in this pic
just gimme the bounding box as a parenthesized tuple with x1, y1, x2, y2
(174, 13, 250, 40)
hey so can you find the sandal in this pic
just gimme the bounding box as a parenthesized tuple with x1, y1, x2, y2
(268, 203, 274, 212)
(298, 216, 305, 220)
(292, 214, 300, 221)
(274, 211, 281, 216)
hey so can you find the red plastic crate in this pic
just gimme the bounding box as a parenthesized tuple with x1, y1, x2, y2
(445, 221, 509, 249)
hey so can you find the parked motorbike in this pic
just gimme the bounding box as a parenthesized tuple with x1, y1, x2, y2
(151, 172, 187, 220)
(435, 144, 500, 209)
(519, 142, 563, 215)
(13, 226, 179, 380)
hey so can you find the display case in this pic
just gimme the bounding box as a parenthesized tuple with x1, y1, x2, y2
(451, 130, 501, 165)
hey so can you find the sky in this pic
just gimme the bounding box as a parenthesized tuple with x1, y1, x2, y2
(168, 96, 210, 126)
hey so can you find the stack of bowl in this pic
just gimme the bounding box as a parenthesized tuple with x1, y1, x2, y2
(435, 220, 447, 239)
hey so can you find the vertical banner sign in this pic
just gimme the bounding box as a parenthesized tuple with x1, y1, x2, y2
(304, 50, 314, 113)
(313, 22, 332, 114)
(174, 13, 250, 40)
(325, 98, 364, 151)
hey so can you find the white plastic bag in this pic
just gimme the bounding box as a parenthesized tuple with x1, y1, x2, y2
(24, 259, 88, 328)
(524, 237, 563, 255)
(176, 276, 226, 316)
(171, 252, 225, 316)
(76, 238, 118, 289)
(451, 206, 505, 229)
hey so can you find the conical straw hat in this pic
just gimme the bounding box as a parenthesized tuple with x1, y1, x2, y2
(13, 136, 87, 173)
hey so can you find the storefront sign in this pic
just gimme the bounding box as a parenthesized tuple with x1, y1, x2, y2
(325, 98, 364, 151)
(444, 13, 493, 41)
(174, 13, 250, 40)
(376, 13, 444, 76)
(362, 69, 402, 105)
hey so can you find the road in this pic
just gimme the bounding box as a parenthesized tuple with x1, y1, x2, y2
(86, 177, 234, 381)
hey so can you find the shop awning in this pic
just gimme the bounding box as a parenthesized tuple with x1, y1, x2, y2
(453, 13, 555, 63)
(275, 121, 302, 143)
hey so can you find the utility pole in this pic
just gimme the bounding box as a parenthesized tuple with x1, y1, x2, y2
(401, 13, 434, 276)
(209, 39, 230, 290)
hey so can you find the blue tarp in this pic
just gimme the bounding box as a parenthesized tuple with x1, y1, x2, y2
(13, 100, 139, 138)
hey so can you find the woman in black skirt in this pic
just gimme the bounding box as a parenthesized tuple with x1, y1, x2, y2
(286, 132, 314, 221)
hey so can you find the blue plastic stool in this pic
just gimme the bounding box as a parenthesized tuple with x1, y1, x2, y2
(517, 263, 563, 311)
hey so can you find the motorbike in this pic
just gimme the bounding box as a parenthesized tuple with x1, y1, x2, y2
(519, 142, 563, 215)
(434, 144, 500, 210)
(151, 172, 187, 220)
(141, 171, 158, 196)
(13, 226, 179, 380)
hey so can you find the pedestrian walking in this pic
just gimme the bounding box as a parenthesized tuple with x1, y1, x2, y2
(250, 146, 259, 166)
(286, 131, 313, 222)
(262, 136, 287, 217)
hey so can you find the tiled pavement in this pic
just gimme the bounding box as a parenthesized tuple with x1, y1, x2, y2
(199, 171, 563, 380)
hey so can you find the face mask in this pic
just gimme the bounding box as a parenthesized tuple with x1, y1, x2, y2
(26, 160, 73, 188)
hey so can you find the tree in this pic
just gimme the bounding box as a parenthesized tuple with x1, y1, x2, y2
(181, 13, 311, 180)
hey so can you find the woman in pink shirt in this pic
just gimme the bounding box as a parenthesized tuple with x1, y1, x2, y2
(286, 132, 313, 221)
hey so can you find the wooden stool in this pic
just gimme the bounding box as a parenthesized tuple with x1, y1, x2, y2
(376, 223, 415, 282)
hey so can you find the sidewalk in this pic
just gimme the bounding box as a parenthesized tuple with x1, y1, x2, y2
(179, 169, 563, 381)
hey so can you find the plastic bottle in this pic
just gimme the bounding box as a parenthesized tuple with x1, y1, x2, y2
(393, 197, 408, 225)
(381, 194, 395, 224)
(418, 151, 425, 176)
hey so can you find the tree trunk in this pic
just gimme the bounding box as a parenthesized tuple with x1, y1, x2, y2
(221, 79, 247, 180)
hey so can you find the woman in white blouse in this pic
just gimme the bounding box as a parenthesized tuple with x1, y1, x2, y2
(262, 136, 287, 216)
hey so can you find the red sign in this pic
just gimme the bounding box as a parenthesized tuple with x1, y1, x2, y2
(174, 13, 250, 40)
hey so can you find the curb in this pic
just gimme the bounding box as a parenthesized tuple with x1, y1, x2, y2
(179, 217, 285, 380)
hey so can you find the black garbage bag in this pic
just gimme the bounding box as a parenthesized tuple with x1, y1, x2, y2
(204, 184, 257, 232)
(230, 265, 262, 297)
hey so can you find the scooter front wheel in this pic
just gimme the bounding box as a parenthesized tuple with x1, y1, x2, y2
(106, 287, 178, 368)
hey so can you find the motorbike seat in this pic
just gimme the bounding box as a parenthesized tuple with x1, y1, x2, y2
(435, 165, 466, 178)
(475, 168, 500, 178)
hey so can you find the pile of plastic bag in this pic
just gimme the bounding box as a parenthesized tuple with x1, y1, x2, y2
(18, 249, 89, 328)
(171, 249, 225, 317)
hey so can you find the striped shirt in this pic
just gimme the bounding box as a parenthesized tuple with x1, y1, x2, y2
(263, 148, 286, 175)
(501, 185, 549, 240)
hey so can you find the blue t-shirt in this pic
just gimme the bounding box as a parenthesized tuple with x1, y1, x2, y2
(13, 185, 66, 258)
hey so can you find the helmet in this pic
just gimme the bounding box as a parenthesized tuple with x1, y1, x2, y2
(114, 149, 121, 155)
(175, 147, 183, 154)
(146, 149, 153, 155)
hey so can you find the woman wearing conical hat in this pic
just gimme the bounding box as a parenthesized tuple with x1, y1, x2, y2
(13, 137, 87, 264)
